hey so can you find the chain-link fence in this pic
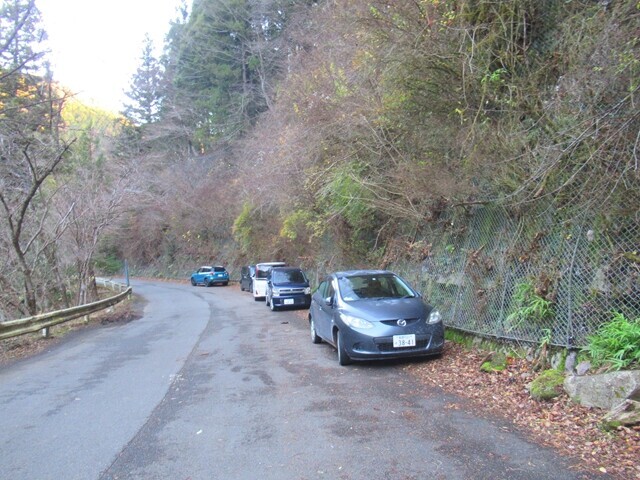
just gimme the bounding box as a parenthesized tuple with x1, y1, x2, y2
(390, 205, 640, 348)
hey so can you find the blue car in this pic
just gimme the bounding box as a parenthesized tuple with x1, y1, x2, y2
(190, 266, 229, 287)
(308, 270, 444, 365)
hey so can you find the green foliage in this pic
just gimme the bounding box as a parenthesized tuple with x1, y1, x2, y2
(318, 162, 375, 233)
(232, 202, 254, 254)
(94, 253, 123, 275)
(444, 329, 474, 348)
(582, 312, 640, 371)
(529, 369, 565, 401)
(280, 209, 324, 241)
(506, 281, 554, 330)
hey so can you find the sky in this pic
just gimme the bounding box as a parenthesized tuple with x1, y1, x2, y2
(37, 0, 185, 112)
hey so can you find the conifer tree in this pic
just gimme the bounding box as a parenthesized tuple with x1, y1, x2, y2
(122, 34, 164, 125)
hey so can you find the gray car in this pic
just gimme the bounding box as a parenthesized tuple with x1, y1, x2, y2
(308, 270, 444, 365)
(240, 265, 256, 292)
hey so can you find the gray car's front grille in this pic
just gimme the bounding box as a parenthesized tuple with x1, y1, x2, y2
(379, 317, 421, 327)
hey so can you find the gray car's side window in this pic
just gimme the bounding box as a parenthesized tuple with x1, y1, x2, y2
(316, 280, 328, 298)
(326, 281, 335, 301)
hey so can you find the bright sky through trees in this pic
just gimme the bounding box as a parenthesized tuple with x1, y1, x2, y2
(37, 0, 183, 112)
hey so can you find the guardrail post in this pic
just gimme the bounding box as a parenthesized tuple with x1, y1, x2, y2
(41, 327, 50, 338)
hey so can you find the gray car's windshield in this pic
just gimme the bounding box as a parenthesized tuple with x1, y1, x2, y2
(337, 274, 415, 301)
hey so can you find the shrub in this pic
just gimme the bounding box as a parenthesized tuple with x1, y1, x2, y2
(582, 312, 640, 371)
(506, 281, 554, 330)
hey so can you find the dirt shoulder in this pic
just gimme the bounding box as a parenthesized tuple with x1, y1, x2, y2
(409, 342, 639, 479)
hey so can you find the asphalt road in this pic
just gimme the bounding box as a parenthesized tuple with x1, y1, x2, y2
(0, 280, 599, 480)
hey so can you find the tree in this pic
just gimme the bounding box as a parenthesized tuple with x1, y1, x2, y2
(0, 0, 46, 72)
(122, 34, 164, 125)
(0, 0, 74, 318)
(167, 0, 290, 147)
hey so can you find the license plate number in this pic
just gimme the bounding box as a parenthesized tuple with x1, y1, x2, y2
(284, 298, 294, 305)
(393, 334, 416, 348)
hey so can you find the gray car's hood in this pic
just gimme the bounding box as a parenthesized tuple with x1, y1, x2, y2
(340, 297, 428, 321)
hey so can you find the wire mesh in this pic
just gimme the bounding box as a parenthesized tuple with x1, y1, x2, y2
(392, 205, 640, 348)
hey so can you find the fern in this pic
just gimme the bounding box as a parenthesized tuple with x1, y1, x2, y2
(583, 312, 640, 371)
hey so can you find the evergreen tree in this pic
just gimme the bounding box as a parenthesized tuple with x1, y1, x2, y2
(122, 34, 164, 125)
(0, 0, 46, 71)
(167, 0, 290, 146)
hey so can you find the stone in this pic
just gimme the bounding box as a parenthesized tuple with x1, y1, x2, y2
(550, 352, 563, 370)
(601, 399, 640, 430)
(575, 361, 591, 376)
(564, 351, 578, 373)
(564, 370, 640, 410)
(480, 351, 507, 373)
(530, 369, 565, 401)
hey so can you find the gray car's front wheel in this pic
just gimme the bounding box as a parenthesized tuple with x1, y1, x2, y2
(337, 330, 352, 366)
(310, 317, 321, 344)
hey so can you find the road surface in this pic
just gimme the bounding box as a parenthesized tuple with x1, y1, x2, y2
(0, 280, 599, 479)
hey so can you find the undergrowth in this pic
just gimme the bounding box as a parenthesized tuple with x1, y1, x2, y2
(582, 312, 640, 371)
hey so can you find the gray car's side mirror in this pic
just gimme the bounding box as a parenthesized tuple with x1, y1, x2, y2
(324, 296, 333, 307)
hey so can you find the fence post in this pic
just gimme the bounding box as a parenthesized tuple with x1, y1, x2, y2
(566, 222, 583, 348)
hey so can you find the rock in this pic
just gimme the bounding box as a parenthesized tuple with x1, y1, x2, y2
(575, 361, 591, 376)
(550, 352, 563, 370)
(601, 399, 640, 430)
(564, 370, 640, 410)
(564, 351, 578, 373)
(525, 347, 535, 363)
(480, 351, 507, 373)
(530, 369, 565, 401)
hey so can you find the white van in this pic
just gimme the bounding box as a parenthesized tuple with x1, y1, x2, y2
(253, 262, 286, 300)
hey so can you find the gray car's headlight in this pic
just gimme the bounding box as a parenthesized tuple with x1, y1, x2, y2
(341, 314, 374, 329)
(428, 310, 442, 324)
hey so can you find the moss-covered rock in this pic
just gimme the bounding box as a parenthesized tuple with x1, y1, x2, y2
(530, 369, 565, 401)
(480, 351, 508, 373)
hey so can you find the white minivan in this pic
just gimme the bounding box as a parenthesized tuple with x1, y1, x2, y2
(253, 262, 286, 300)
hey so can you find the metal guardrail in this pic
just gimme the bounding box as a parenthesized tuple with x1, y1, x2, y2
(0, 280, 132, 340)
(95, 278, 130, 292)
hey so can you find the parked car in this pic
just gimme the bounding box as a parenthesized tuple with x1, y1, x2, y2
(252, 262, 286, 300)
(308, 270, 444, 365)
(265, 267, 312, 311)
(190, 265, 229, 287)
(240, 265, 256, 292)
